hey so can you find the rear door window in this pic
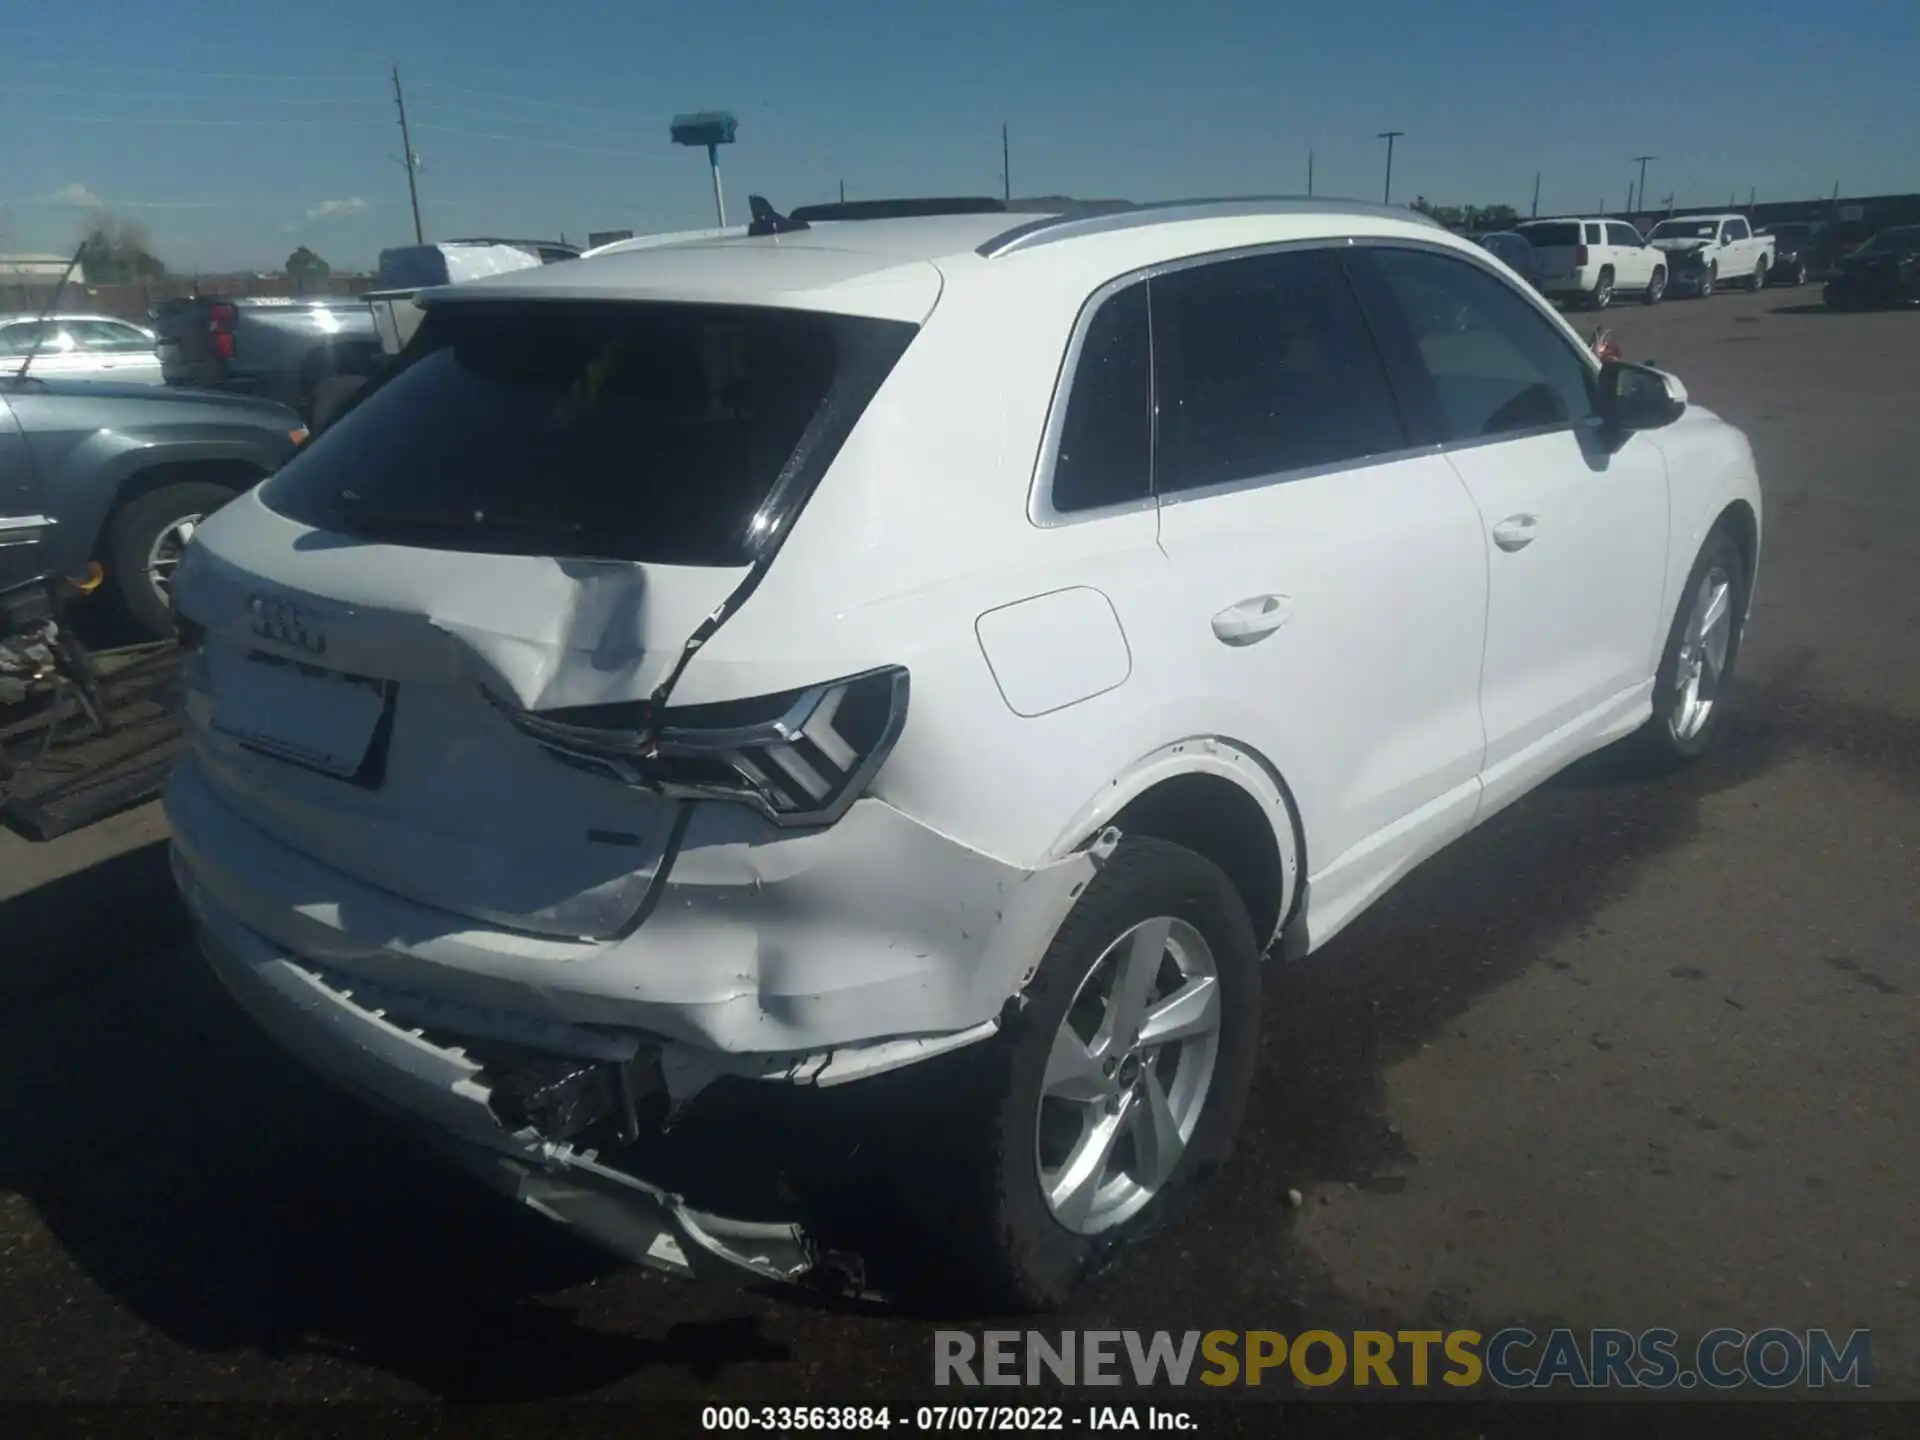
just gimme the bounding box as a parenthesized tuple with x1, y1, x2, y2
(260, 301, 916, 567)
(1150, 247, 1407, 494)
(71, 320, 154, 353)
(1517, 223, 1580, 247)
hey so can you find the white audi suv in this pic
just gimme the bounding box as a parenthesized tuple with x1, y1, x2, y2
(165, 196, 1762, 1309)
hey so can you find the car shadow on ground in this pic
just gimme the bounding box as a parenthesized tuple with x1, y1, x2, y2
(2, 655, 1915, 1398)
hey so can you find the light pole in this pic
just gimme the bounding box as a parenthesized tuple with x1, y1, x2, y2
(1632, 155, 1656, 220)
(671, 110, 738, 226)
(1378, 130, 1404, 205)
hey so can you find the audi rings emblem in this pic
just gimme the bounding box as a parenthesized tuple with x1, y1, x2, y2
(247, 593, 328, 656)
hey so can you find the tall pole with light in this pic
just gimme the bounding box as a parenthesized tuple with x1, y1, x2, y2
(1378, 130, 1404, 205)
(671, 110, 738, 226)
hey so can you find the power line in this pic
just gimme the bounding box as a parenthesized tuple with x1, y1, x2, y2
(407, 101, 624, 142)
(410, 122, 643, 157)
(9, 197, 307, 210)
(25, 111, 384, 127)
(0, 81, 381, 108)
(410, 79, 657, 122)
(0, 57, 370, 84)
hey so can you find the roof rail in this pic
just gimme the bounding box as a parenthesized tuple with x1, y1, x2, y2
(790, 196, 1008, 223)
(977, 195, 1443, 258)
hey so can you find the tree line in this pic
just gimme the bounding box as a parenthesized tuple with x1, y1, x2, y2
(71, 216, 333, 289)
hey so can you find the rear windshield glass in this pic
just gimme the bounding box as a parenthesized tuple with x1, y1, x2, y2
(260, 301, 916, 567)
(1515, 223, 1580, 246)
(1649, 219, 1720, 240)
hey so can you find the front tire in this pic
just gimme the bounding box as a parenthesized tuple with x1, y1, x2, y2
(1644, 267, 1667, 304)
(1747, 258, 1767, 292)
(1699, 262, 1718, 299)
(104, 480, 239, 639)
(1629, 529, 1748, 771)
(911, 835, 1263, 1311)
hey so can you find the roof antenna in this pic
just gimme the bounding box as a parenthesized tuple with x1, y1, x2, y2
(746, 195, 809, 237)
(14, 239, 87, 381)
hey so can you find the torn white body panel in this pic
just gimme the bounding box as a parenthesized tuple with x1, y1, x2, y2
(166, 753, 1100, 1057)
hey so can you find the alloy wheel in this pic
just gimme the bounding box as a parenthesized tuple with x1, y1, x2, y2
(1669, 565, 1734, 742)
(1035, 916, 1222, 1236)
(146, 514, 202, 604)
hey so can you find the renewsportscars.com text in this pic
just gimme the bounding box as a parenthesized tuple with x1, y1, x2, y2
(933, 1328, 1872, 1390)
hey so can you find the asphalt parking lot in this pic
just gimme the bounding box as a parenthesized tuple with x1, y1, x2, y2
(1, 284, 1916, 1410)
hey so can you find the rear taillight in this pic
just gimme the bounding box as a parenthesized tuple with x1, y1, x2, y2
(491, 666, 911, 827)
(208, 302, 238, 362)
(1574, 245, 1590, 266)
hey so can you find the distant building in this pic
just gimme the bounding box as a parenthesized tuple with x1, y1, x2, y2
(0, 252, 88, 285)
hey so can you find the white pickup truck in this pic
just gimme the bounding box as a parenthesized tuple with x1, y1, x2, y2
(1645, 214, 1775, 298)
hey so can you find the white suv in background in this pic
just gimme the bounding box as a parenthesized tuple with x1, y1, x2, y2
(166, 196, 1763, 1311)
(1515, 217, 1669, 308)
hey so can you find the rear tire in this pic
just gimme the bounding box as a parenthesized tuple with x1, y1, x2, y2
(1590, 268, 1615, 310)
(104, 480, 240, 639)
(1644, 267, 1666, 304)
(899, 835, 1263, 1312)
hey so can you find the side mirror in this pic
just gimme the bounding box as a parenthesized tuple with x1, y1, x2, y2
(1598, 359, 1687, 432)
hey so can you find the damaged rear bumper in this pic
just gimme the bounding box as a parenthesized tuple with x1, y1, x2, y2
(185, 900, 819, 1285)
(167, 755, 1104, 1286)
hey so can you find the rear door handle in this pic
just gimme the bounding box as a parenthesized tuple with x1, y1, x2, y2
(1211, 594, 1292, 646)
(1491, 514, 1540, 552)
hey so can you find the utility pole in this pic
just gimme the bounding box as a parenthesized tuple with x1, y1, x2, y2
(839, 178, 846, 203)
(1001, 122, 1011, 203)
(1531, 171, 1541, 218)
(1377, 130, 1403, 205)
(1632, 155, 1655, 220)
(1748, 185, 1756, 213)
(391, 64, 424, 244)
(1307, 149, 1314, 197)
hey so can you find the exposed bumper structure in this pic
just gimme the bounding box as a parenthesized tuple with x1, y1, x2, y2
(182, 894, 817, 1285)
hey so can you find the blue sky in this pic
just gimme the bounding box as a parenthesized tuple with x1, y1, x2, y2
(2, 0, 1914, 273)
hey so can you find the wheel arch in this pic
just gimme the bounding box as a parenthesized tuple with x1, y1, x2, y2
(1712, 497, 1760, 612)
(1051, 737, 1305, 956)
(98, 455, 268, 556)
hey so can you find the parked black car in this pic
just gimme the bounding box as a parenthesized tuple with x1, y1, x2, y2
(1823, 226, 1920, 310)
(1760, 222, 1822, 286)
(1475, 230, 1542, 288)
